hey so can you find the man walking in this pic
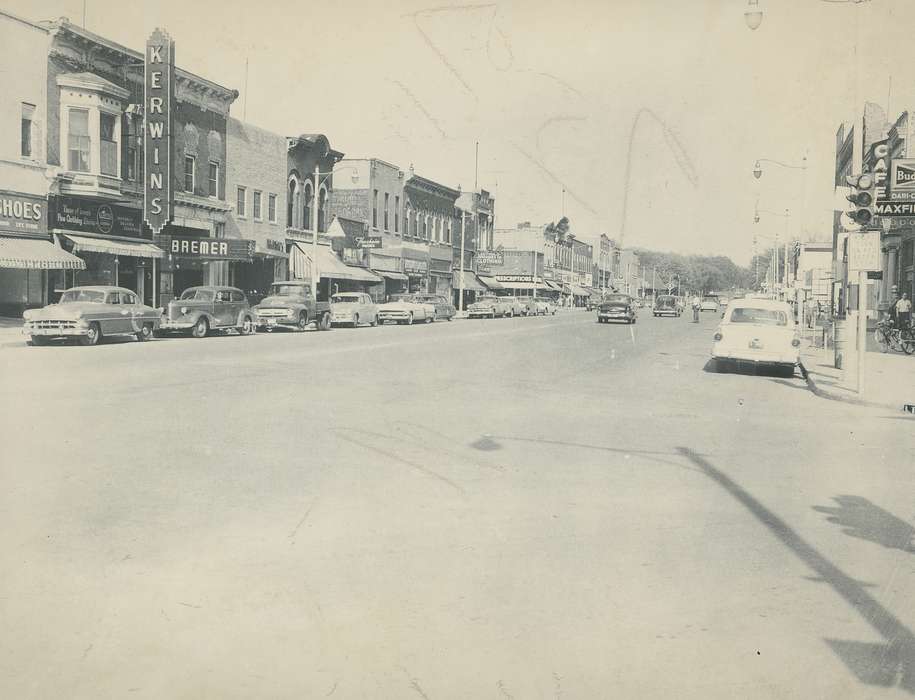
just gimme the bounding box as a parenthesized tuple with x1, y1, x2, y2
(895, 292, 912, 329)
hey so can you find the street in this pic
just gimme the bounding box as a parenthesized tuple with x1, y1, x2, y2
(1, 312, 913, 699)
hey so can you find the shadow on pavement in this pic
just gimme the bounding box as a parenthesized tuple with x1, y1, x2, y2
(677, 447, 915, 695)
(703, 358, 798, 380)
(813, 496, 915, 554)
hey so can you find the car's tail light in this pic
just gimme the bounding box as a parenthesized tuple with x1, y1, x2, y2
(791, 337, 801, 347)
(713, 332, 723, 341)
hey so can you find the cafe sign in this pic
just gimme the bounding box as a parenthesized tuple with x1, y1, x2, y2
(0, 191, 46, 237)
(144, 28, 175, 235)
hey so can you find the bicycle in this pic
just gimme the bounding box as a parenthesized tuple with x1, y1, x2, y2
(874, 317, 915, 354)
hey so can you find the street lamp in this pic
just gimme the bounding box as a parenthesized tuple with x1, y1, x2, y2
(309, 165, 359, 302)
(752, 156, 807, 180)
(744, 0, 763, 30)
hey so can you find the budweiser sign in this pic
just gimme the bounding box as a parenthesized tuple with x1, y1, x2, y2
(144, 29, 175, 235)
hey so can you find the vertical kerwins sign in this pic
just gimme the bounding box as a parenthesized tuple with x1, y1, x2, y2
(144, 29, 175, 235)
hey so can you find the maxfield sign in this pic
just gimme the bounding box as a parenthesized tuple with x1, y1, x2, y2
(144, 29, 174, 235)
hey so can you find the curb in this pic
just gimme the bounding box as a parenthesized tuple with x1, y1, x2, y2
(799, 358, 907, 413)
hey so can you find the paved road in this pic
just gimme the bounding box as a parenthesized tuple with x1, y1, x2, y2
(1, 311, 913, 699)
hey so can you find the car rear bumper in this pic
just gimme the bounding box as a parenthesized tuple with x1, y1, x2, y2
(712, 348, 798, 365)
(598, 312, 633, 321)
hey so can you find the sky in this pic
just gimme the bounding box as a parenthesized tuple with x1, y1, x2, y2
(6, 0, 915, 264)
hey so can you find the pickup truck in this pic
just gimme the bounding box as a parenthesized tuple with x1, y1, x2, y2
(252, 281, 332, 331)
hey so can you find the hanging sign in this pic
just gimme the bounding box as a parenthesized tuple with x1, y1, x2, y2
(144, 28, 175, 235)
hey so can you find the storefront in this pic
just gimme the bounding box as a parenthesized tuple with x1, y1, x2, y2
(49, 195, 164, 306)
(234, 239, 288, 306)
(158, 229, 255, 299)
(429, 245, 453, 299)
(453, 268, 488, 309)
(367, 251, 406, 300)
(492, 275, 550, 298)
(404, 255, 430, 294)
(0, 191, 85, 315)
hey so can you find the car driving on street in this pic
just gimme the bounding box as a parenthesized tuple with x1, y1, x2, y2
(710, 298, 800, 376)
(653, 294, 681, 317)
(23, 286, 161, 346)
(597, 293, 637, 324)
(700, 295, 720, 312)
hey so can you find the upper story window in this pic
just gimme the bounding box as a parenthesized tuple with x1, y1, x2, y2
(99, 112, 118, 176)
(21, 103, 34, 158)
(208, 161, 219, 198)
(303, 181, 313, 230)
(372, 189, 378, 228)
(68, 109, 90, 173)
(395, 196, 400, 233)
(125, 116, 138, 181)
(184, 155, 195, 192)
(384, 192, 390, 231)
(253, 190, 262, 220)
(237, 186, 246, 217)
(268, 194, 277, 223)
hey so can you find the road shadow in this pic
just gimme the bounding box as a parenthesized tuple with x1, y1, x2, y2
(813, 496, 915, 553)
(703, 358, 797, 380)
(677, 447, 915, 695)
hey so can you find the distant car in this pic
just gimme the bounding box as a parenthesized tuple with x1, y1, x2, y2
(597, 294, 637, 324)
(468, 295, 512, 319)
(522, 297, 550, 316)
(377, 294, 435, 325)
(159, 286, 256, 338)
(412, 293, 456, 321)
(653, 294, 681, 317)
(700, 296, 720, 312)
(498, 296, 525, 317)
(540, 297, 559, 315)
(23, 286, 160, 346)
(330, 292, 378, 327)
(253, 281, 332, 332)
(711, 299, 800, 376)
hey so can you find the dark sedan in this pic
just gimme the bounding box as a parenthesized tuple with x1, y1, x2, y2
(597, 294, 637, 324)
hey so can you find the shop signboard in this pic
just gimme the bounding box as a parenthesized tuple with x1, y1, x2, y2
(403, 258, 428, 274)
(144, 28, 175, 235)
(476, 251, 504, 268)
(166, 234, 254, 261)
(496, 274, 535, 283)
(355, 235, 382, 249)
(266, 239, 285, 254)
(0, 190, 47, 237)
(50, 196, 143, 237)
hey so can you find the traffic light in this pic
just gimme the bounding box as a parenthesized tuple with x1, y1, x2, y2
(845, 173, 876, 227)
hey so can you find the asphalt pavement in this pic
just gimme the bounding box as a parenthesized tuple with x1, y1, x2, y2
(1, 310, 913, 699)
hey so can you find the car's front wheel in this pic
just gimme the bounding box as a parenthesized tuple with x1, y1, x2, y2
(29, 335, 49, 346)
(370, 315, 378, 327)
(136, 323, 153, 341)
(191, 317, 209, 338)
(79, 322, 101, 346)
(239, 316, 255, 335)
(407, 313, 414, 325)
(353, 313, 360, 328)
(297, 312, 309, 331)
(318, 312, 331, 331)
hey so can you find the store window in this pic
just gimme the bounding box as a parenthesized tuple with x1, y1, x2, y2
(237, 186, 246, 217)
(21, 103, 34, 158)
(68, 109, 90, 172)
(100, 112, 118, 176)
(208, 161, 219, 198)
(184, 156, 195, 192)
(253, 191, 262, 220)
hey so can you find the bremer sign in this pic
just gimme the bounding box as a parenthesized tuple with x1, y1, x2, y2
(167, 234, 254, 261)
(144, 29, 174, 235)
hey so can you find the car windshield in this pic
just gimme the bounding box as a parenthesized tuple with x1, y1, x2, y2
(180, 289, 216, 301)
(729, 307, 788, 326)
(270, 285, 307, 297)
(60, 289, 106, 303)
(332, 294, 361, 304)
(702, 296, 719, 304)
(656, 297, 675, 306)
(603, 295, 629, 304)
(388, 295, 416, 303)
(478, 297, 500, 304)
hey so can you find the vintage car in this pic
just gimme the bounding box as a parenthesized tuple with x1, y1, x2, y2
(159, 286, 256, 338)
(597, 294, 637, 324)
(467, 295, 512, 319)
(498, 295, 526, 317)
(23, 286, 161, 346)
(539, 297, 559, 315)
(653, 294, 681, 317)
(330, 292, 378, 328)
(253, 281, 332, 332)
(377, 294, 436, 325)
(522, 297, 550, 316)
(412, 293, 456, 321)
(711, 299, 800, 376)
(700, 295, 720, 312)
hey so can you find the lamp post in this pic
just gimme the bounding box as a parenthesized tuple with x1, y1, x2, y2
(309, 166, 358, 302)
(455, 188, 476, 314)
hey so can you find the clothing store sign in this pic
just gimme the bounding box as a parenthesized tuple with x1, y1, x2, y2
(144, 28, 175, 235)
(50, 196, 142, 237)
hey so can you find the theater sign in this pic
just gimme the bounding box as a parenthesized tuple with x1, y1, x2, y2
(144, 29, 174, 235)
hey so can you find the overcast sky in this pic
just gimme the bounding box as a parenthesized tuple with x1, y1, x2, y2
(8, 0, 915, 263)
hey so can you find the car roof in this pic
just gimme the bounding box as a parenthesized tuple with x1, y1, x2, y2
(729, 299, 792, 311)
(67, 285, 135, 293)
(186, 285, 243, 292)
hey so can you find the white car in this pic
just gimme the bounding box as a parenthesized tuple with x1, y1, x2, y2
(699, 296, 720, 312)
(711, 299, 800, 376)
(330, 292, 378, 328)
(377, 294, 436, 325)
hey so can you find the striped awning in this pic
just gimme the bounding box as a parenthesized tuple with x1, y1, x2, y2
(0, 237, 85, 270)
(64, 234, 164, 259)
(295, 243, 383, 283)
(453, 269, 486, 292)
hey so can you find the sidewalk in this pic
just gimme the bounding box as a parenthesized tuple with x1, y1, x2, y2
(799, 335, 915, 412)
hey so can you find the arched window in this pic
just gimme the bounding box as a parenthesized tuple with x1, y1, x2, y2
(287, 178, 297, 228)
(318, 187, 328, 232)
(302, 181, 313, 231)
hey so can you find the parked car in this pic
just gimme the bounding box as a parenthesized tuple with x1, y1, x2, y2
(498, 296, 526, 318)
(522, 297, 550, 316)
(711, 299, 800, 376)
(468, 295, 512, 319)
(253, 281, 332, 332)
(700, 295, 720, 312)
(653, 294, 681, 317)
(159, 286, 256, 338)
(597, 293, 637, 324)
(330, 292, 378, 328)
(377, 294, 436, 324)
(540, 297, 559, 315)
(23, 286, 161, 346)
(412, 293, 456, 321)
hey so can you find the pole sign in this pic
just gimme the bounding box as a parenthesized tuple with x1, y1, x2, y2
(847, 231, 881, 272)
(144, 29, 174, 235)
(887, 158, 915, 202)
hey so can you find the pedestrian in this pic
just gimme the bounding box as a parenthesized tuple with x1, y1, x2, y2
(691, 294, 700, 322)
(896, 292, 912, 329)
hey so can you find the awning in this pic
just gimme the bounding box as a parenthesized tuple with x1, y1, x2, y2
(297, 243, 383, 283)
(543, 280, 563, 291)
(64, 234, 164, 259)
(477, 275, 504, 290)
(0, 237, 85, 270)
(571, 285, 592, 296)
(430, 269, 453, 277)
(453, 269, 486, 292)
(496, 281, 541, 291)
(373, 270, 408, 282)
